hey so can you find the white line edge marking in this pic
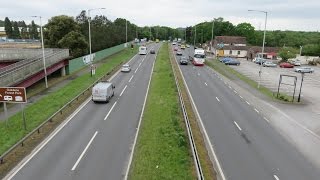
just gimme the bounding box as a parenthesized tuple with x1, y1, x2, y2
(71, 131, 98, 171)
(246, 101, 250, 105)
(239, 95, 243, 99)
(171, 48, 227, 180)
(234, 121, 242, 131)
(128, 75, 134, 82)
(216, 97, 220, 102)
(119, 85, 128, 97)
(274, 174, 280, 180)
(205, 82, 208, 86)
(4, 51, 140, 180)
(124, 48, 157, 179)
(254, 108, 259, 113)
(263, 117, 270, 122)
(104, 101, 117, 120)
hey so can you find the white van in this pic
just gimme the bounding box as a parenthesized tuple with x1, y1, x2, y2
(92, 81, 115, 103)
(139, 46, 147, 55)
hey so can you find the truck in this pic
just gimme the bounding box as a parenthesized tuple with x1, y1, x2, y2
(139, 46, 147, 55)
(92, 81, 115, 103)
(191, 48, 205, 66)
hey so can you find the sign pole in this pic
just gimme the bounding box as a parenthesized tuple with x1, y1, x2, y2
(4, 102, 8, 127)
(21, 104, 27, 130)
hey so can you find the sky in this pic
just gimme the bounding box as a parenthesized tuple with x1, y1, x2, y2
(1, 0, 319, 32)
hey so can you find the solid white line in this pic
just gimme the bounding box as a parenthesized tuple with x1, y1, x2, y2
(134, 67, 139, 73)
(5, 98, 91, 180)
(128, 75, 134, 82)
(254, 108, 259, 113)
(104, 102, 117, 120)
(274, 174, 280, 180)
(71, 131, 98, 171)
(216, 97, 220, 102)
(239, 95, 243, 99)
(119, 85, 128, 97)
(124, 49, 157, 180)
(263, 117, 270, 123)
(205, 82, 208, 86)
(246, 101, 250, 105)
(234, 121, 242, 131)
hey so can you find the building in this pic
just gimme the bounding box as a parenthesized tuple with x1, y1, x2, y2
(212, 36, 248, 58)
(247, 46, 280, 60)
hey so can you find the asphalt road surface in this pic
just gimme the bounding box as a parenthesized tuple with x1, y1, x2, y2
(5, 43, 161, 180)
(173, 45, 320, 180)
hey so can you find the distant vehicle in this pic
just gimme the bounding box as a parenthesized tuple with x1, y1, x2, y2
(192, 49, 205, 66)
(279, 62, 294, 68)
(176, 50, 183, 56)
(290, 60, 301, 66)
(263, 61, 277, 67)
(156, 39, 159, 43)
(139, 46, 147, 55)
(174, 47, 178, 51)
(150, 49, 156, 54)
(220, 57, 232, 63)
(181, 44, 186, 49)
(172, 42, 176, 45)
(186, 44, 190, 48)
(92, 81, 115, 103)
(254, 58, 267, 65)
(224, 59, 240, 65)
(121, 64, 131, 72)
(180, 56, 188, 65)
(163, 40, 166, 42)
(294, 66, 314, 73)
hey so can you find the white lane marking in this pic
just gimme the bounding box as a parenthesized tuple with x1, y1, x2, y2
(124, 50, 157, 180)
(246, 101, 250, 105)
(234, 121, 242, 131)
(119, 85, 128, 97)
(138, 63, 142, 67)
(4, 98, 92, 180)
(263, 117, 270, 123)
(228, 86, 232, 89)
(239, 95, 243, 99)
(205, 82, 208, 86)
(273, 174, 280, 180)
(104, 102, 117, 120)
(234, 90, 238, 94)
(254, 108, 260, 113)
(216, 97, 220, 102)
(71, 131, 98, 171)
(128, 75, 134, 82)
(134, 67, 139, 73)
(224, 82, 227, 85)
(108, 54, 138, 81)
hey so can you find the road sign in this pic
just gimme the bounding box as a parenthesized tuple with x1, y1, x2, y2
(0, 87, 27, 103)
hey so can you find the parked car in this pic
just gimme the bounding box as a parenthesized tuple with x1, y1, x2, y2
(176, 50, 183, 56)
(180, 57, 188, 65)
(263, 61, 277, 67)
(294, 66, 314, 73)
(290, 60, 301, 66)
(121, 64, 131, 72)
(174, 47, 178, 51)
(150, 49, 155, 54)
(279, 62, 294, 68)
(254, 58, 267, 65)
(220, 57, 232, 63)
(225, 59, 240, 65)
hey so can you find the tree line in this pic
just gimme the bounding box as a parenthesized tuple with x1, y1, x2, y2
(2, 18, 39, 39)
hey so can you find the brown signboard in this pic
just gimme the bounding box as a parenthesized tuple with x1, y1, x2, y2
(0, 87, 27, 103)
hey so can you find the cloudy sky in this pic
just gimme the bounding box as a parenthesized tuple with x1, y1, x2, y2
(1, 0, 319, 31)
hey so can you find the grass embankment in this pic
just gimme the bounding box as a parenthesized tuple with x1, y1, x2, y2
(206, 59, 293, 102)
(129, 43, 194, 179)
(0, 48, 136, 156)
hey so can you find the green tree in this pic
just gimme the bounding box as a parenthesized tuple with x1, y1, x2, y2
(29, 20, 39, 39)
(235, 23, 255, 44)
(4, 17, 13, 38)
(12, 22, 21, 39)
(58, 31, 88, 58)
(279, 47, 298, 61)
(20, 21, 28, 39)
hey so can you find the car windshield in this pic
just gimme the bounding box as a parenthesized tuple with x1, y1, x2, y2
(123, 65, 129, 68)
(194, 54, 205, 58)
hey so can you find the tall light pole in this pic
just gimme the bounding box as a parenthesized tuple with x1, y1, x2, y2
(211, 20, 214, 52)
(125, 19, 128, 47)
(87, 8, 105, 63)
(32, 16, 48, 88)
(193, 25, 197, 47)
(185, 27, 187, 42)
(149, 26, 152, 41)
(248, 9, 268, 89)
(300, 45, 303, 56)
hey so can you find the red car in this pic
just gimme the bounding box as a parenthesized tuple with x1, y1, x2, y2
(279, 62, 294, 68)
(174, 47, 178, 51)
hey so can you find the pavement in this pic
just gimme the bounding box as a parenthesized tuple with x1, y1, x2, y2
(4, 43, 161, 180)
(173, 45, 320, 180)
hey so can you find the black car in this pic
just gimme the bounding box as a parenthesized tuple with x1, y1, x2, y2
(180, 57, 188, 65)
(150, 49, 155, 54)
(224, 59, 240, 65)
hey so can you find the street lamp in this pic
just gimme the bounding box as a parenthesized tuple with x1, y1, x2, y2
(194, 25, 197, 47)
(125, 19, 128, 47)
(248, 9, 268, 89)
(211, 20, 214, 53)
(87, 8, 105, 63)
(31, 16, 48, 88)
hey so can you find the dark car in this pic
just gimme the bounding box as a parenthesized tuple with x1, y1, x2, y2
(176, 50, 183, 56)
(225, 59, 240, 65)
(150, 49, 155, 54)
(180, 57, 188, 65)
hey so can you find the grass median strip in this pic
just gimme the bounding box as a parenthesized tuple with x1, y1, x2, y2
(0, 48, 136, 158)
(128, 43, 194, 179)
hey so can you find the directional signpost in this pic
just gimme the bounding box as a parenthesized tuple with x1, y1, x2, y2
(0, 87, 27, 128)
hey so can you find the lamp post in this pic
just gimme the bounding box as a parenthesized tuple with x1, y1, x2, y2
(300, 45, 303, 56)
(31, 16, 48, 88)
(211, 20, 214, 53)
(193, 25, 197, 47)
(87, 8, 105, 63)
(125, 19, 128, 47)
(248, 9, 268, 89)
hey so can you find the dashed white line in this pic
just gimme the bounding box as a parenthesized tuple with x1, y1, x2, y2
(273, 174, 280, 180)
(71, 131, 98, 171)
(263, 117, 270, 123)
(228, 85, 232, 89)
(138, 63, 142, 67)
(239, 95, 243, 99)
(128, 75, 134, 82)
(216, 97, 220, 102)
(234, 121, 242, 131)
(134, 67, 139, 73)
(246, 101, 250, 105)
(119, 85, 128, 97)
(205, 82, 208, 86)
(254, 108, 260, 113)
(104, 102, 117, 120)
(197, 73, 200, 76)
(234, 90, 238, 94)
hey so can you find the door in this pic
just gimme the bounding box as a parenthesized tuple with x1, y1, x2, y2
(218, 50, 224, 57)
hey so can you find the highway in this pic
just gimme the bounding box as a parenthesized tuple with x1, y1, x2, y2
(173, 45, 320, 180)
(5, 43, 161, 180)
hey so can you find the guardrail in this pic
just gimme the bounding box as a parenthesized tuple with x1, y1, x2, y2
(0, 62, 124, 165)
(170, 50, 204, 179)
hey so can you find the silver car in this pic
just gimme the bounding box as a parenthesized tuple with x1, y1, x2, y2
(294, 66, 314, 73)
(263, 61, 277, 67)
(121, 64, 131, 72)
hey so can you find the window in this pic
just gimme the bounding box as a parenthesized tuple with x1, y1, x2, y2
(238, 51, 240, 55)
(229, 50, 232, 55)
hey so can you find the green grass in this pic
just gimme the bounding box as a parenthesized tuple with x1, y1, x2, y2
(129, 43, 194, 180)
(0, 48, 137, 155)
(205, 59, 293, 102)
